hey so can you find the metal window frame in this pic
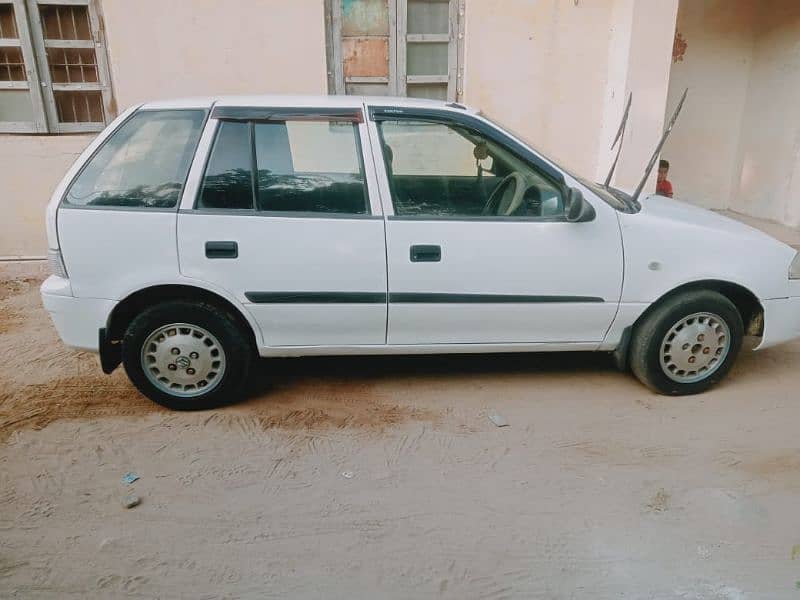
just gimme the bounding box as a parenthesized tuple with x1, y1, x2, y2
(0, 0, 113, 133)
(324, 0, 464, 101)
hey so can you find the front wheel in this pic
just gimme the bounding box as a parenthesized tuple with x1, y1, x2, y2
(629, 290, 743, 395)
(122, 300, 253, 410)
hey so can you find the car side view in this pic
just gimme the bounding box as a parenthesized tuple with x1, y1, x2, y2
(41, 95, 800, 409)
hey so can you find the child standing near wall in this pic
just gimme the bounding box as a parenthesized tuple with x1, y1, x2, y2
(657, 159, 674, 198)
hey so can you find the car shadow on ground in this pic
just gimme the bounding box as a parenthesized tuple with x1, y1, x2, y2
(247, 350, 616, 393)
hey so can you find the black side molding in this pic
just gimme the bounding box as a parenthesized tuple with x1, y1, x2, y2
(389, 293, 604, 304)
(245, 292, 387, 304)
(244, 292, 604, 304)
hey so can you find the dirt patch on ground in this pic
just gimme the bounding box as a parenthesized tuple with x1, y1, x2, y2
(0, 375, 157, 442)
(0, 267, 436, 441)
(739, 452, 800, 482)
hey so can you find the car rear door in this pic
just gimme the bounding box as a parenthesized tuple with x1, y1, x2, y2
(178, 104, 388, 348)
(367, 106, 623, 346)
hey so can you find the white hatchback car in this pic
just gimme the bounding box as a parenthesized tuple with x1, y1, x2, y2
(41, 95, 800, 409)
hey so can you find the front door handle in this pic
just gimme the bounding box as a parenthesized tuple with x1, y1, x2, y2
(205, 241, 238, 259)
(410, 244, 441, 262)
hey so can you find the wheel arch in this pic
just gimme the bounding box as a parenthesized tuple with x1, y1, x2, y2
(101, 284, 260, 373)
(615, 279, 763, 371)
(641, 280, 763, 335)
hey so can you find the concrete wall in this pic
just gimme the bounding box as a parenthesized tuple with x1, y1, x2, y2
(661, 0, 756, 208)
(730, 0, 800, 227)
(0, 0, 328, 257)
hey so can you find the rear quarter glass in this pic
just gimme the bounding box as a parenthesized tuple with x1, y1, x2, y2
(63, 110, 206, 209)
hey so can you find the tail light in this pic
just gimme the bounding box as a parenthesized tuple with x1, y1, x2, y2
(47, 248, 69, 279)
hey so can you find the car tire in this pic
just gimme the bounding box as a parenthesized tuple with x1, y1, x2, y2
(629, 290, 743, 395)
(122, 300, 253, 410)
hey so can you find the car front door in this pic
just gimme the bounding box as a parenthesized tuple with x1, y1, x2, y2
(178, 105, 387, 348)
(368, 107, 623, 346)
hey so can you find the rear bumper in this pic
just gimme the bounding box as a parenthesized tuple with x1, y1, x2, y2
(41, 276, 117, 352)
(758, 296, 800, 349)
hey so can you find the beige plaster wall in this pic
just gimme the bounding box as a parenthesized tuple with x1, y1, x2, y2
(0, 0, 328, 257)
(0, 135, 92, 257)
(661, 0, 756, 208)
(101, 0, 329, 110)
(463, 0, 677, 194)
(731, 0, 800, 227)
(612, 0, 679, 195)
(462, 0, 618, 179)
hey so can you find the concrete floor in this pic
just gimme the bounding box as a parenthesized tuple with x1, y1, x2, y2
(1, 211, 799, 599)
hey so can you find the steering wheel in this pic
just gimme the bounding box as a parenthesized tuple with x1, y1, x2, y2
(481, 172, 527, 216)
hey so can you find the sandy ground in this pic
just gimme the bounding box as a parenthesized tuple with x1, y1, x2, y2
(2, 235, 800, 598)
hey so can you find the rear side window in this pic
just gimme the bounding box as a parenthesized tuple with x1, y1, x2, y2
(65, 110, 205, 208)
(255, 121, 367, 214)
(198, 121, 253, 209)
(196, 117, 368, 215)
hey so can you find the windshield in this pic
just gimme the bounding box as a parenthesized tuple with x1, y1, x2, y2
(479, 111, 637, 213)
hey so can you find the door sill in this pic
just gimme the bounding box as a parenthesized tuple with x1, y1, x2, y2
(258, 341, 600, 357)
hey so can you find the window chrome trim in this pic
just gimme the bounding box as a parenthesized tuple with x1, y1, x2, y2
(60, 205, 178, 213)
(179, 209, 382, 220)
(212, 106, 364, 123)
(386, 215, 568, 223)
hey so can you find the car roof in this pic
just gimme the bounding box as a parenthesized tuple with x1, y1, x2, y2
(141, 94, 478, 114)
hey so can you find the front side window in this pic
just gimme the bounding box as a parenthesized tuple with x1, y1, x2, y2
(197, 118, 369, 215)
(378, 119, 564, 218)
(65, 109, 205, 208)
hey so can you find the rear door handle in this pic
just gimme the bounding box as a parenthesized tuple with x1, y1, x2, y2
(205, 241, 238, 259)
(410, 244, 441, 262)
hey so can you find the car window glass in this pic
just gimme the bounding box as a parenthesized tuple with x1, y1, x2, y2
(255, 121, 368, 214)
(198, 121, 254, 210)
(65, 110, 205, 208)
(378, 119, 563, 219)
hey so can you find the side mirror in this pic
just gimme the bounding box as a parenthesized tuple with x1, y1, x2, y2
(565, 188, 596, 222)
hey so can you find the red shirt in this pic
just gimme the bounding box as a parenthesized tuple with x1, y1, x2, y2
(657, 179, 673, 197)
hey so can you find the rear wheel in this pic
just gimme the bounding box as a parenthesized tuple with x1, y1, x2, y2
(629, 290, 743, 395)
(122, 300, 253, 410)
